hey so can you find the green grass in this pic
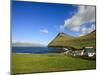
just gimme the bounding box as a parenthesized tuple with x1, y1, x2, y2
(12, 53, 96, 74)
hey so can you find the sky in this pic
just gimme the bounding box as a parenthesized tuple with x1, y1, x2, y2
(12, 0, 96, 46)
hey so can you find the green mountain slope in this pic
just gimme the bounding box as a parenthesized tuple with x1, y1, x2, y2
(48, 32, 75, 47)
(66, 30, 96, 49)
(48, 31, 96, 49)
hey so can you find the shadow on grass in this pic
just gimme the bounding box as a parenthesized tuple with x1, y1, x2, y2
(11, 68, 96, 75)
(69, 55, 96, 61)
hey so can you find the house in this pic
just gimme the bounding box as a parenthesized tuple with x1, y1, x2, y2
(63, 48, 83, 56)
(63, 48, 69, 51)
(69, 49, 83, 56)
(63, 47, 96, 57)
(63, 48, 68, 55)
(82, 47, 96, 57)
(63, 47, 73, 55)
(66, 46, 96, 57)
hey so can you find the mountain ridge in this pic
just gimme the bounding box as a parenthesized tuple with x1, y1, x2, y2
(48, 30, 96, 49)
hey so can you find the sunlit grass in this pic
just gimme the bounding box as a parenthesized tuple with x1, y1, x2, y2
(12, 53, 96, 74)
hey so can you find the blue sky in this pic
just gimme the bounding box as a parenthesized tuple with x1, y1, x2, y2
(12, 1, 96, 45)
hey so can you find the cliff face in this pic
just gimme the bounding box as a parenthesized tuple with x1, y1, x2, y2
(48, 31, 96, 49)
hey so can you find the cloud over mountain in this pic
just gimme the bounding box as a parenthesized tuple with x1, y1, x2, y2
(64, 5, 96, 35)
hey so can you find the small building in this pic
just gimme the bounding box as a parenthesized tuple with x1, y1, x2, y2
(69, 49, 83, 56)
(63, 47, 74, 55)
(82, 47, 96, 57)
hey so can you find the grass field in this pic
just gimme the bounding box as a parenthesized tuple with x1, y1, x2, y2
(12, 53, 96, 74)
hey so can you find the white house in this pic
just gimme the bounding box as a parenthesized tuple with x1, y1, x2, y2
(69, 49, 83, 56)
(63, 48, 72, 55)
(82, 47, 96, 57)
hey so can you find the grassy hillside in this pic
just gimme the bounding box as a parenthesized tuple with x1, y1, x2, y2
(48, 32, 75, 47)
(48, 31, 96, 49)
(68, 30, 96, 48)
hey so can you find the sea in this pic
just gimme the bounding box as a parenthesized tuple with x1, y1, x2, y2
(12, 47, 63, 54)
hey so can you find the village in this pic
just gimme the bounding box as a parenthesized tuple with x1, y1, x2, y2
(63, 46, 96, 57)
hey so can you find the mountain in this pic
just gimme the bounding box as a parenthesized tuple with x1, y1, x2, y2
(48, 32, 75, 47)
(12, 42, 45, 47)
(48, 31, 96, 49)
(66, 30, 96, 49)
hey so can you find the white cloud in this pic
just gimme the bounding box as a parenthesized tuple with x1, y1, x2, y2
(12, 40, 40, 44)
(12, 40, 47, 46)
(71, 26, 80, 32)
(64, 5, 96, 32)
(59, 25, 64, 32)
(40, 29, 49, 34)
(80, 24, 95, 36)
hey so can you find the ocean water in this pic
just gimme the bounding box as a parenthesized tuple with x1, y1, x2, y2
(12, 47, 62, 53)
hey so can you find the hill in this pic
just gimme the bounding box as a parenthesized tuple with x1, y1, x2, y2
(48, 31, 96, 49)
(48, 32, 75, 48)
(12, 42, 45, 47)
